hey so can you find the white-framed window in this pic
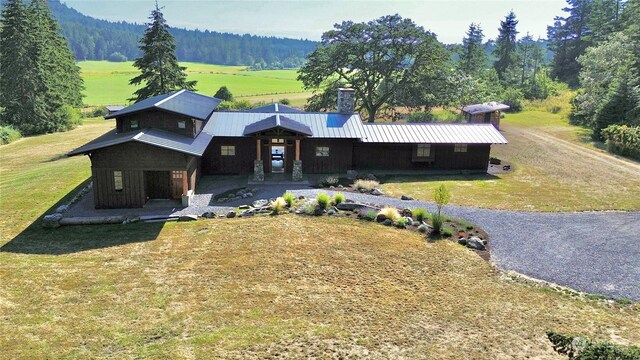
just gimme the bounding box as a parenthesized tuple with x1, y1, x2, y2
(315, 146, 329, 157)
(416, 144, 431, 157)
(221, 145, 235, 156)
(113, 171, 123, 191)
(454, 144, 468, 153)
(177, 120, 186, 129)
(130, 120, 139, 129)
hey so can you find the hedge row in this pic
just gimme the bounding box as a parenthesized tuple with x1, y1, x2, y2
(0, 125, 22, 145)
(601, 124, 640, 160)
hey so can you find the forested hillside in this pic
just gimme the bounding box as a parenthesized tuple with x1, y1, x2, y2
(44, 0, 317, 68)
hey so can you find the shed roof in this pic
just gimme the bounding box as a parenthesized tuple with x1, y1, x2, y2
(361, 123, 508, 144)
(208, 112, 365, 139)
(68, 116, 216, 157)
(461, 102, 510, 115)
(104, 90, 222, 120)
(243, 114, 313, 136)
(105, 105, 124, 112)
(245, 103, 304, 113)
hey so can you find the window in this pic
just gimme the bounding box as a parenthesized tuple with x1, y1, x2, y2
(113, 171, 123, 191)
(315, 146, 329, 157)
(221, 145, 235, 156)
(416, 144, 431, 157)
(130, 120, 139, 129)
(172, 171, 183, 179)
(177, 120, 186, 129)
(271, 138, 285, 144)
(454, 144, 468, 153)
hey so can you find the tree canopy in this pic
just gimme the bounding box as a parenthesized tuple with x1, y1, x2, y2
(298, 14, 448, 122)
(129, 3, 196, 103)
(493, 11, 519, 79)
(458, 23, 487, 76)
(214, 86, 233, 101)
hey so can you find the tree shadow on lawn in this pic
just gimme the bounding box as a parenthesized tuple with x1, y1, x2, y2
(1, 180, 164, 255)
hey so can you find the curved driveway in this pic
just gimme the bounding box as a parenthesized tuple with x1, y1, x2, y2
(289, 189, 640, 301)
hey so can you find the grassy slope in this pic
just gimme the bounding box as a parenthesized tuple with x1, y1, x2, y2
(79, 61, 310, 106)
(1, 216, 639, 358)
(381, 93, 640, 211)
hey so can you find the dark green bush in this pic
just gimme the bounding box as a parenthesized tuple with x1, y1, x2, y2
(279, 98, 291, 105)
(431, 213, 443, 234)
(406, 111, 436, 123)
(92, 107, 109, 117)
(501, 87, 524, 112)
(601, 125, 640, 160)
(0, 125, 22, 144)
(214, 86, 234, 101)
(547, 330, 640, 359)
(319, 176, 339, 187)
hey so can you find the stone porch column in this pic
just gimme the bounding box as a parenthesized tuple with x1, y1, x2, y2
(253, 160, 264, 182)
(292, 160, 303, 181)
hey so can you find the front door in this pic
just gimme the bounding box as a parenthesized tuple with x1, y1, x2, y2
(145, 171, 171, 199)
(271, 145, 285, 173)
(170, 171, 184, 199)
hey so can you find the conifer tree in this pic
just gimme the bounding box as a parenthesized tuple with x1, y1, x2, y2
(129, 2, 196, 102)
(493, 11, 519, 80)
(458, 23, 487, 76)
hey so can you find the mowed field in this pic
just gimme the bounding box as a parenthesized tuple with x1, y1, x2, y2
(79, 61, 311, 106)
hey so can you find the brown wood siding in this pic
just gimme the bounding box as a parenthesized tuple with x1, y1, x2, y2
(467, 111, 501, 129)
(91, 142, 191, 170)
(117, 110, 201, 137)
(202, 137, 256, 175)
(92, 168, 145, 208)
(300, 139, 354, 173)
(352, 143, 490, 171)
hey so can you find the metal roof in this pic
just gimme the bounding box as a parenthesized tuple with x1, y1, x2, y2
(243, 114, 313, 136)
(104, 90, 222, 120)
(245, 103, 304, 113)
(68, 118, 216, 157)
(461, 102, 510, 115)
(105, 105, 124, 112)
(209, 112, 365, 139)
(360, 123, 508, 144)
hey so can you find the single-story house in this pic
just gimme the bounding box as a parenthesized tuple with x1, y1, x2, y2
(69, 88, 507, 209)
(461, 102, 510, 129)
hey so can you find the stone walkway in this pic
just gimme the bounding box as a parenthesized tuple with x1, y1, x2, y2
(65, 182, 640, 301)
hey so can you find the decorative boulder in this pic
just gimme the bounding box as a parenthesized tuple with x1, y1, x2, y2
(202, 212, 216, 218)
(382, 219, 393, 226)
(417, 224, 429, 233)
(239, 210, 254, 217)
(42, 213, 63, 229)
(252, 199, 268, 208)
(55, 205, 69, 214)
(371, 188, 384, 196)
(179, 215, 198, 222)
(376, 213, 387, 222)
(466, 236, 485, 250)
(337, 202, 367, 211)
(458, 237, 468, 246)
(238, 205, 251, 210)
(226, 210, 237, 218)
(404, 217, 413, 224)
(401, 195, 414, 201)
(327, 209, 336, 216)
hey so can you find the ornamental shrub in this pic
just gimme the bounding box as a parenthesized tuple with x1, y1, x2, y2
(394, 217, 409, 228)
(364, 209, 377, 221)
(332, 192, 345, 205)
(353, 179, 379, 192)
(411, 208, 428, 222)
(0, 125, 22, 144)
(316, 193, 331, 210)
(379, 207, 400, 222)
(319, 176, 339, 187)
(282, 192, 296, 207)
(271, 197, 287, 215)
(431, 213, 443, 234)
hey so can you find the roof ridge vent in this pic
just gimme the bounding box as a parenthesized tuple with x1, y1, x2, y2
(154, 89, 185, 107)
(275, 114, 281, 127)
(275, 103, 279, 112)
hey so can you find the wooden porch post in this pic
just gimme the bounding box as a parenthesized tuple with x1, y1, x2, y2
(256, 138, 262, 160)
(295, 138, 300, 161)
(182, 170, 188, 195)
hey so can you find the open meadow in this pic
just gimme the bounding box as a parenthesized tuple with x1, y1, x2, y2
(79, 61, 311, 107)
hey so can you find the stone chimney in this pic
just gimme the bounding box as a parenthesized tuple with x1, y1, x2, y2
(337, 88, 355, 114)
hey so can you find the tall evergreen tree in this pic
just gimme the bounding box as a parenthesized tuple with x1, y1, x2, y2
(458, 23, 487, 76)
(129, 2, 196, 102)
(493, 11, 519, 80)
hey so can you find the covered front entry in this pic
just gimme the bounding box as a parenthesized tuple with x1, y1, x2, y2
(144, 170, 185, 200)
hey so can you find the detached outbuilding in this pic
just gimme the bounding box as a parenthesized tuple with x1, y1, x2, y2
(69, 89, 508, 209)
(461, 102, 510, 130)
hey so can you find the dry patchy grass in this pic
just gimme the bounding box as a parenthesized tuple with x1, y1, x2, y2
(1, 216, 638, 359)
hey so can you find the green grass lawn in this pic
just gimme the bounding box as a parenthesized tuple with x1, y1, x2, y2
(79, 61, 309, 106)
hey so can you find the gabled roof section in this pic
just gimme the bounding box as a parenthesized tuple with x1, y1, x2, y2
(461, 102, 510, 115)
(243, 114, 313, 136)
(68, 116, 217, 157)
(245, 103, 304, 113)
(104, 90, 222, 120)
(361, 123, 508, 144)
(209, 112, 364, 138)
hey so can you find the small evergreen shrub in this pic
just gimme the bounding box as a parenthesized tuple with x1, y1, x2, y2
(282, 192, 296, 207)
(442, 227, 454, 237)
(431, 213, 443, 234)
(364, 209, 378, 221)
(279, 98, 291, 105)
(0, 125, 22, 145)
(406, 111, 436, 123)
(316, 193, 331, 210)
(319, 176, 339, 187)
(411, 208, 428, 222)
(271, 197, 287, 215)
(304, 204, 315, 215)
(394, 217, 408, 228)
(353, 179, 379, 192)
(379, 207, 400, 222)
(92, 107, 109, 117)
(332, 192, 345, 205)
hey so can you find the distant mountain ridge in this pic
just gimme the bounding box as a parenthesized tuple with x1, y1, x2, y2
(28, 0, 318, 67)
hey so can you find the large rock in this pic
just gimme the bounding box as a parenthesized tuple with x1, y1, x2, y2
(466, 236, 485, 250)
(42, 213, 63, 228)
(238, 205, 251, 210)
(401, 208, 412, 217)
(376, 213, 387, 222)
(252, 199, 268, 208)
(55, 205, 69, 214)
(336, 202, 367, 211)
(382, 219, 393, 226)
(202, 212, 216, 218)
(401, 195, 414, 201)
(371, 188, 384, 196)
(226, 210, 237, 218)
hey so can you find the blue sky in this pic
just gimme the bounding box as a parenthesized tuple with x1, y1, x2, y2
(62, 0, 568, 43)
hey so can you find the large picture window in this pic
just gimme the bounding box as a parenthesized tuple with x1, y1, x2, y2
(113, 171, 123, 191)
(221, 145, 235, 156)
(416, 144, 431, 157)
(454, 144, 468, 153)
(315, 146, 329, 157)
